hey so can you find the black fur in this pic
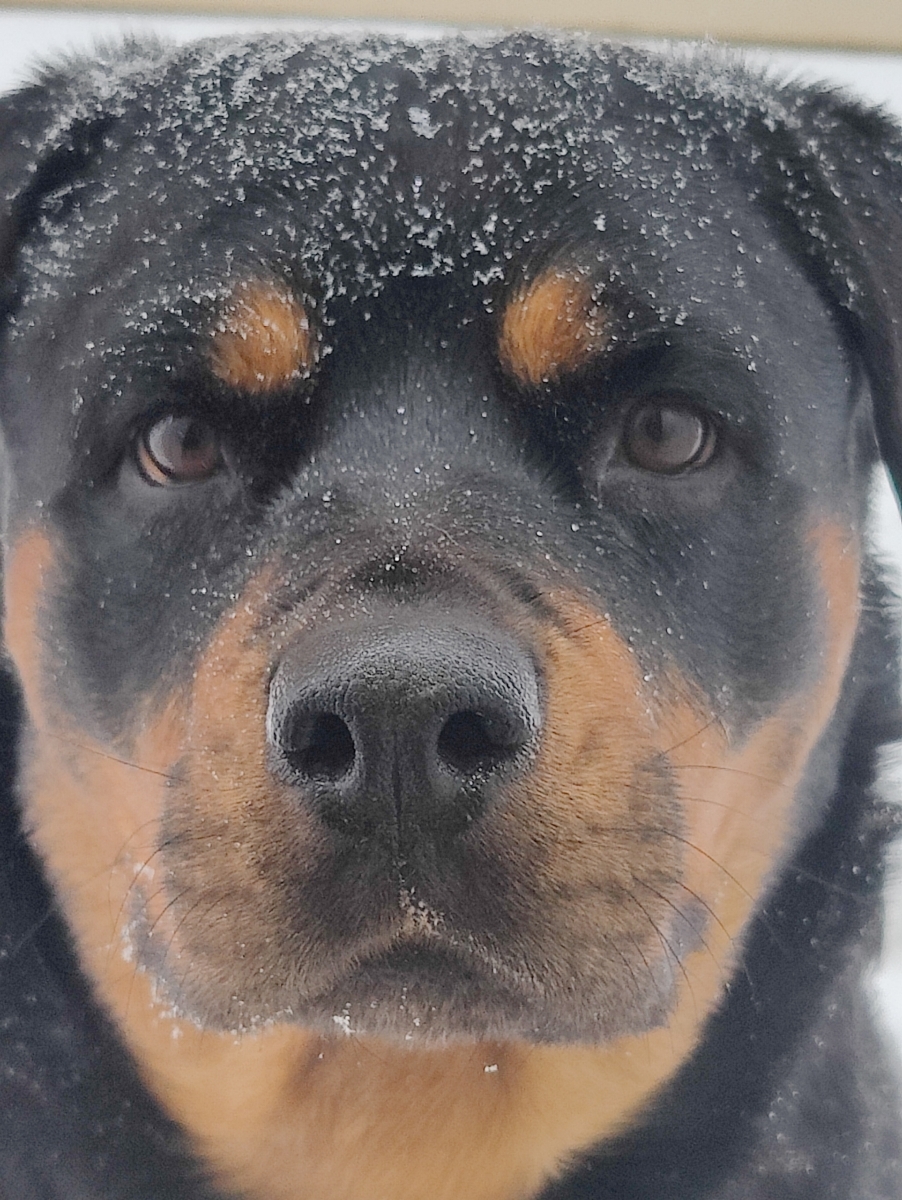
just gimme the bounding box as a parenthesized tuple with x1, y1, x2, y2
(0, 33, 901, 1199)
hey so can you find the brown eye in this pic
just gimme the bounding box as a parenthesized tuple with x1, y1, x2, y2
(137, 415, 223, 485)
(624, 399, 717, 474)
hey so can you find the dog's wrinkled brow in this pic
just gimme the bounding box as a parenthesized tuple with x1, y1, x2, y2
(209, 278, 318, 395)
(498, 268, 610, 387)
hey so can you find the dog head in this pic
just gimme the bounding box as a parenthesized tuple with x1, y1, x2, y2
(0, 36, 900, 1060)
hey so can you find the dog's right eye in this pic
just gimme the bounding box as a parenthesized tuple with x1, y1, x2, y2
(136, 414, 223, 486)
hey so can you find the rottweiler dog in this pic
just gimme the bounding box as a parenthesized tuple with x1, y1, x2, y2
(0, 30, 901, 1200)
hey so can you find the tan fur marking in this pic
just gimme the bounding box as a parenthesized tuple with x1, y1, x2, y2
(3, 528, 53, 704)
(209, 279, 317, 393)
(499, 269, 608, 386)
(6, 523, 860, 1200)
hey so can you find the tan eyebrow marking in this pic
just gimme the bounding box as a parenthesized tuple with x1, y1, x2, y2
(209, 279, 318, 394)
(498, 269, 609, 387)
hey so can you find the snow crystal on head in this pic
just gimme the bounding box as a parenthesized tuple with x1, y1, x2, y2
(3, 31, 885, 352)
(8, 33, 606, 318)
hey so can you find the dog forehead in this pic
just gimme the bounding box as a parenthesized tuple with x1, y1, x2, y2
(13, 36, 790, 301)
(9, 58, 821, 365)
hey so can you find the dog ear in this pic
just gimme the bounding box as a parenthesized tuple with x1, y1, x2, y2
(751, 92, 902, 504)
(0, 74, 117, 322)
(814, 98, 902, 508)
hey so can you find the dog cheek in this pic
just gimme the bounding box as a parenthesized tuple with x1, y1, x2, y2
(494, 598, 686, 1031)
(668, 520, 861, 986)
(2, 529, 191, 993)
(499, 519, 860, 1044)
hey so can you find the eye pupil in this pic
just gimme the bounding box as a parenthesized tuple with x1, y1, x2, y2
(138, 415, 222, 485)
(625, 400, 715, 474)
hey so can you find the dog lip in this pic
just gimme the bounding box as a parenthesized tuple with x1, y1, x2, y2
(309, 917, 539, 1002)
(352, 941, 483, 978)
(298, 938, 539, 1037)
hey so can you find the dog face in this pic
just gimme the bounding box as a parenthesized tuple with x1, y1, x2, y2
(0, 36, 896, 1064)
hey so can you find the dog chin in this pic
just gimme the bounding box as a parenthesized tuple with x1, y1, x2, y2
(147, 942, 677, 1045)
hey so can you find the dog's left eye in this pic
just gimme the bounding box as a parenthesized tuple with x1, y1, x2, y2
(622, 397, 717, 475)
(136, 415, 223, 486)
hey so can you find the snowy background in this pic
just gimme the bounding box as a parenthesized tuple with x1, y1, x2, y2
(0, 6, 899, 1051)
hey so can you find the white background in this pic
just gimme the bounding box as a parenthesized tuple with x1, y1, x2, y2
(0, 7, 900, 1050)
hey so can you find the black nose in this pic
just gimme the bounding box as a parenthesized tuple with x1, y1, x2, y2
(266, 612, 542, 842)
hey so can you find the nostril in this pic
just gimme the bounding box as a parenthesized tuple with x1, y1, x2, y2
(437, 709, 526, 777)
(268, 615, 542, 836)
(284, 711, 356, 781)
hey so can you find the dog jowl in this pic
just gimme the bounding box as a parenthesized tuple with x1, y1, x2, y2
(0, 33, 901, 1200)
